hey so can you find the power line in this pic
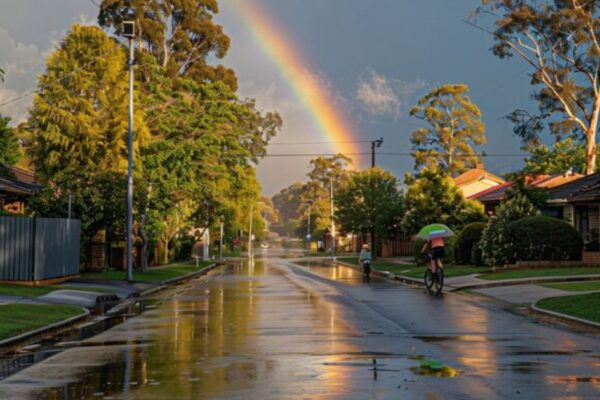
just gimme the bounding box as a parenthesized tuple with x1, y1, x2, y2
(262, 152, 528, 158)
(269, 140, 372, 145)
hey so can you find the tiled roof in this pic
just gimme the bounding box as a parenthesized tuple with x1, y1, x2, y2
(453, 168, 505, 187)
(549, 172, 600, 202)
(0, 166, 43, 196)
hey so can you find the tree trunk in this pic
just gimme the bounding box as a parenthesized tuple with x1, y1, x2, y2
(586, 99, 600, 174)
(163, 238, 169, 265)
(139, 216, 149, 272)
(370, 228, 376, 260)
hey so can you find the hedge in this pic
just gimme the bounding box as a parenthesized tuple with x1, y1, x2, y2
(504, 216, 583, 262)
(453, 222, 486, 265)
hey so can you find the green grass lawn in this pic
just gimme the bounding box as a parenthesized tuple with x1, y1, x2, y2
(541, 281, 600, 292)
(0, 284, 116, 297)
(336, 257, 489, 278)
(480, 267, 600, 281)
(536, 293, 600, 323)
(0, 304, 85, 341)
(81, 262, 213, 283)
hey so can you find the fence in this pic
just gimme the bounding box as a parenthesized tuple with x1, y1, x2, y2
(0, 217, 80, 282)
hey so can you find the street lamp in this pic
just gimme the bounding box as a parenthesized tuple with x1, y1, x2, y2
(327, 169, 336, 261)
(305, 200, 314, 256)
(219, 214, 225, 264)
(123, 21, 135, 282)
(371, 137, 384, 168)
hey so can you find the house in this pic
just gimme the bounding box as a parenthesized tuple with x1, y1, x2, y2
(547, 172, 600, 252)
(469, 173, 583, 215)
(453, 164, 505, 198)
(0, 166, 43, 214)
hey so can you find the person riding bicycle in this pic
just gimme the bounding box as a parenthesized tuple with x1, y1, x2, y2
(359, 244, 372, 276)
(421, 237, 445, 273)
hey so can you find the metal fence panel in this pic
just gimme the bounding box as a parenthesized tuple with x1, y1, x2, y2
(0, 217, 80, 281)
(34, 218, 81, 280)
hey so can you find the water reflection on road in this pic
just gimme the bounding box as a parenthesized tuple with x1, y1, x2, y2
(0, 258, 599, 399)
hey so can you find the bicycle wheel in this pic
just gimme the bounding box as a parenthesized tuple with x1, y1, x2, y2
(433, 268, 444, 293)
(424, 269, 433, 289)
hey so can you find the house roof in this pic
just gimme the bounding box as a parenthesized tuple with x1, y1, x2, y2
(549, 172, 600, 203)
(470, 173, 584, 204)
(453, 167, 505, 187)
(0, 166, 43, 197)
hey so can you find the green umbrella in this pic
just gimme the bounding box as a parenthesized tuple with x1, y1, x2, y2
(417, 223, 454, 240)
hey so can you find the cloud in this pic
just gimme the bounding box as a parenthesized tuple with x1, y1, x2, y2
(356, 71, 426, 119)
(0, 27, 46, 124)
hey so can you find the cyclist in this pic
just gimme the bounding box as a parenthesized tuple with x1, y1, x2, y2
(421, 237, 445, 273)
(359, 243, 372, 280)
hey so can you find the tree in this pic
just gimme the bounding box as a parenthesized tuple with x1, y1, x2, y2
(477, 0, 600, 174)
(480, 193, 540, 266)
(272, 182, 304, 236)
(402, 168, 485, 234)
(24, 24, 148, 180)
(98, 0, 237, 89)
(335, 167, 404, 257)
(522, 138, 597, 175)
(410, 84, 486, 176)
(0, 115, 20, 169)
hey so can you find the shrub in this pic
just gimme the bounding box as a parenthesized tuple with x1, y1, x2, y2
(453, 222, 486, 265)
(480, 194, 539, 266)
(504, 216, 583, 262)
(471, 244, 484, 266)
(414, 236, 456, 266)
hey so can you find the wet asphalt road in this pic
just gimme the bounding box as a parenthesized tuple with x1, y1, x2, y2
(0, 257, 599, 399)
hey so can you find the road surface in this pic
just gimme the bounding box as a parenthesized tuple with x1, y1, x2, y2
(0, 257, 598, 399)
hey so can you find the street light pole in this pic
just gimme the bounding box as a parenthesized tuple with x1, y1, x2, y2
(219, 214, 224, 264)
(371, 137, 384, 168)
(306, 200, 313, 256)
(124, 22, 136, 282)
(330, 176, 335, 261)
(248, 204, 254, 259)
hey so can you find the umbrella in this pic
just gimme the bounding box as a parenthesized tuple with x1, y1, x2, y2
(417, 223, 454, 240)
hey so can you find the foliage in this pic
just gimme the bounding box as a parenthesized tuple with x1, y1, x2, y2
(98, 0, 237, 89)
(272, 182, 305, 235)
(25, 25, 149, 180)
(28, 170, 127, 262)
(0, 114, 20, 168)
(522, 138, 596, 175)
(410, 84, 486, 176)
(454, 222, 486, 265)
(402, 168, 485, 234)
(477, 0, 600, 174)
(504, 216, 583, 262)
(480, 194, 540, 266)
(335, 167, 404, 254)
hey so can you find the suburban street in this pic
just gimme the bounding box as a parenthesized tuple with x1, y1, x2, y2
(1, 257, 598, 400)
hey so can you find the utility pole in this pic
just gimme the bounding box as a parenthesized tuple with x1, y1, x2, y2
(371, 137, 384, 168)
(124, 21, 135, 282)
(248, 204, 254, 259)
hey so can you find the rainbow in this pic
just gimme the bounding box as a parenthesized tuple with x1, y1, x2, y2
(224, 0, 362, 164)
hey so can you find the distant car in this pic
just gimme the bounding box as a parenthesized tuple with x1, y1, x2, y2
(260, 243, 269, 249)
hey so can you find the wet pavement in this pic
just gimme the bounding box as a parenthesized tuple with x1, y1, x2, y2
(0, 258, 599, 399)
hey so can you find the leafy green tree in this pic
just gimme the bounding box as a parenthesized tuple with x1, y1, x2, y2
(478, 0, 600, 174)
(0, 115, 20, 169)
(522, 138, 597, 175)
(335, 167, 404, 257)
(410, 84, 486, 176)
(25, 24, 149, 180)
(480, 194, 540, 266)
(402, 168, 485, 234)
(272, 182, 305, 236)
(98, 0, 237, 89)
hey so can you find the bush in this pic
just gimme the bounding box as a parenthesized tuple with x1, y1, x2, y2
(471, 244, 484, 266)
(480, 194, 539, 266)
(504, 216, 583, 262)
(414, 236, 456, 266)
(453, 222, 486, 265)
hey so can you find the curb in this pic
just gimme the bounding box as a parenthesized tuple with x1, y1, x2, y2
(450, 274, 600, 292)
(0, 307, 90, 350)
(335, 260, 424, 285)
(530, 303, 600, 330)
(139, 263, 218, 297)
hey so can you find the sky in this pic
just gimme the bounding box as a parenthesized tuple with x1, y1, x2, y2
(0, 0, 536, 196)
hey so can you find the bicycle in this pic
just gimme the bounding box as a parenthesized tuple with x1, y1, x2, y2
(361, 260, 371, 283)
(423, 252, 444, 294)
